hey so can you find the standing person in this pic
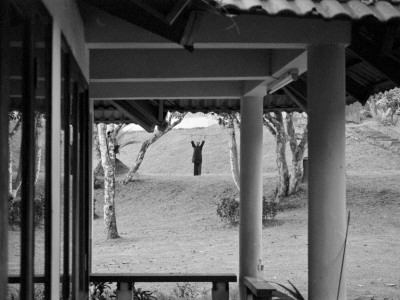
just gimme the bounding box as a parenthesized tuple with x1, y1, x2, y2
(191, 136, 205, 176)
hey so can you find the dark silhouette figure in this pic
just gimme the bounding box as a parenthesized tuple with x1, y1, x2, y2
(191, 138, 205, 176)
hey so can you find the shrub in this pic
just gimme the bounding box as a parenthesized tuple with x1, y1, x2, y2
(8, 195, 45, 228)
(89, 282, 116, 300)
(217, 196, 278, 226)
(89, 282, 156, 300)
(173, 283, 200, 300)
(216, 197, 240, 225)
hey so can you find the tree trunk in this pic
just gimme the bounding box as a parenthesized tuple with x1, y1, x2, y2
(123, 132, 163, 183)
(123, 112, 187, 183)
(34, 114, 44, 184)
(227, 116, 240, 191)
(9, 119, 22, 199)
(98, 123, 119, 239)
(274, 112, 289, 203)
(286, 113, 308, 195)
(9, 142, 12, 195)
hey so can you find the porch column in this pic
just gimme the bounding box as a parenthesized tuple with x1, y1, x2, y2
(50, 21, 62, 299)
(239, 96, 264, 300)
(307, 44, 347, 299)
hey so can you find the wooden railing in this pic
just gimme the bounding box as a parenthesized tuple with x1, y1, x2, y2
(9, 274, 296, 300)
(8, 274, 46, 284)
(90, 273, 237, 300)
(243, 277, 292, 300)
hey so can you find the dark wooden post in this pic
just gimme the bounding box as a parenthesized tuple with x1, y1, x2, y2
(20, 10, 36, 300)
(0, 1, 10, 297)
(212, 282, 229, 300)
(117, 282, 133, 300)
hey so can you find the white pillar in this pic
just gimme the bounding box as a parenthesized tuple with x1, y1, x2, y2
(239, 96, 264, 300)
(51, 21, 62, 300)
(307, 44, 347, 300)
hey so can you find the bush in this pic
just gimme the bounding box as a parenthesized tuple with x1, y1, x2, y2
(8, 195, 45, 227)
(89, 282, 156, 300)
(173, 283, 205, 300)
(217, 196, 278, 226)
(216, 197, 240, 225)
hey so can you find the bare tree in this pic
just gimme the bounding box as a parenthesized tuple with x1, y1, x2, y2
(98, 123, 120, 239)
(263, 112, 308, 203)
(34, 113, 45, 184)
(286, 113, 308, 195)
(123, 111, 187, 184)
(8, 112, 22, 199)
(217, 112, 240, 191)
(263, 112, 290, 203)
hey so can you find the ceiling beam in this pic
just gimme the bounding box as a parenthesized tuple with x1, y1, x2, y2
(89, 49, 270, 81)
(345, 76, 371, 105)
(283, 87, 307, 112)
(89, 81, 247, 99)
(349, 27, 400, 85)
(79, 0, 191, 45)
(243, 50, 307, 97)
(285, 79, 307, 105)
(82, 6, 351, 49)
(110, 100, 156, 132)
(128, 100, 165, 126)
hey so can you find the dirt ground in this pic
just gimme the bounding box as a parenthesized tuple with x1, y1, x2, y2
(88, 173, 400, 300)
(8, 122, 400, 299)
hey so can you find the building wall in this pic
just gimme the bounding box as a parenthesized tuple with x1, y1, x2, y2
(42, 0, 89, 80)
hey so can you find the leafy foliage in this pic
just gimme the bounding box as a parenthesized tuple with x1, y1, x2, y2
(89, 282, 116, 300)
(216, 197, 240, 225)
(173, 283, 201, 300)
(216, 196, 278, 226)
(269, 281, 305, 300)
(134, 287, 157, 300)
(89, 282, 156, 300)
(367, 88, 400, 125)
(8, 195, 45, 227)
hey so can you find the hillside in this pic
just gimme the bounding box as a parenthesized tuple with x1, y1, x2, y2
(106, 123, 400, 176)
(89, 121, 400, 300)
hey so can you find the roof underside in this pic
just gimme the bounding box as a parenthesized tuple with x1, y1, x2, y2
(79, 0, 400, 132)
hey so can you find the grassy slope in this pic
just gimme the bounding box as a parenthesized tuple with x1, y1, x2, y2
(90, 123, 400, 299)
(7, 122, 400, 299)
(112, 124, 400, 175)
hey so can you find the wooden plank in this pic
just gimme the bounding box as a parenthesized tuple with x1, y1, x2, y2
(90, 273, 237, 283)
(89, 49, 270, 81)
(8, 275, 46, 284)
(243, 277, 276, 298)
(0, 1, 10, 298)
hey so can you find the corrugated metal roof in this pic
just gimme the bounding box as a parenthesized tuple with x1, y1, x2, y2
(217, 0, 400, 22)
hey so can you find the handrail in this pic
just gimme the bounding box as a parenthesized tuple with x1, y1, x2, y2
(90, 273, 237, 300)
(90, 273, 237, 282)
(8, 273, 238, 300)
(8, 275, 46, 284)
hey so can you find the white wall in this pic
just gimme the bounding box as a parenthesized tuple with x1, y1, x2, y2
(42, 0, 89, 80)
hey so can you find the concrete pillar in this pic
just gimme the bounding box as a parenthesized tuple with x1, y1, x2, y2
(239, 96, 264, 300)
(50, 21, 62, 300)
(307, 44, 347, 300)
